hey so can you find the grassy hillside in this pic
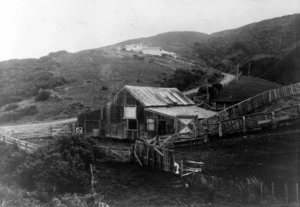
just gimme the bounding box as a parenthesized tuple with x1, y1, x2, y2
(239, 45, 300, 84)
(0, 49, 221, 123)
(193, 13, 300, 84)
(210, 76, 281, 102)
(111, 31, 209, 59)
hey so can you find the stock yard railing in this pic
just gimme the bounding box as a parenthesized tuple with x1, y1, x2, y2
(196, 82, 300, 137)
(0, 133, 39, 153)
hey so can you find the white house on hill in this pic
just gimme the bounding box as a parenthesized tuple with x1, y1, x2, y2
(125, 43, 143, 52)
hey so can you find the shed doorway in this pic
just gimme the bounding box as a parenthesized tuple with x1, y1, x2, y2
(158, 120, 167, 135)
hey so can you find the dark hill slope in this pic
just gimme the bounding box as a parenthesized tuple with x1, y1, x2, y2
(240, 45, 300, 84)
(112, 31, 209, 59)
(193, 14, 300, 84)
(210, 76, 281, 103)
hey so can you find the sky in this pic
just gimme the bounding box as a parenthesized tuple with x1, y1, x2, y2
(0, 0, 299, 61)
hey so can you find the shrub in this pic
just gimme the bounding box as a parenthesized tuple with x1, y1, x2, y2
(4, 104, 19, 112)
(16, 136, 102, 194)
(101, 86, 108, 91)
(49, 76, 69, 88)
(35, 90, 51, 102)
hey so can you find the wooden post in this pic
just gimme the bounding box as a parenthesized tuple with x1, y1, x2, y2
(206, 83, 209, 102)
(180, 160, 184, 177)
(242, 116, 246, 134)
(50, 126, 53, 136)
(90, 164, 95, 193)
(260, 182, 263, 206)
(271, 111, 277, 129)
(193, 116, 197, 138)
(218, 121, 223, 137)
(272, 182, 275, 206)
(236, 63, 240, 82)
(296, 183, 299, 207)
(285, 182, 288, 205)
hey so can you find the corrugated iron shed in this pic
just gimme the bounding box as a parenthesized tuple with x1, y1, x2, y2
(145, 106, 216, 119)
(125, 85, 194, 107)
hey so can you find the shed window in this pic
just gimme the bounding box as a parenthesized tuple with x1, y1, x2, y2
(147, 118, 155, 131)
(124, 106, 137, 119)
(128, 120, 137, 130)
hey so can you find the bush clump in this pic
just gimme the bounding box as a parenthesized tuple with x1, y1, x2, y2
(0, 136, 103, 203)
(35, 90, 51, 102)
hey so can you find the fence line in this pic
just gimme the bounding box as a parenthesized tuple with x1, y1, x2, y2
(196, 104, 300, 137)
(195, 82, 300, 137)
(207, 82, 300, 123)
(0, 133, 39, 153)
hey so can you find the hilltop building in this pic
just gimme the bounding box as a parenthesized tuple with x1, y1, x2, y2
(142, 46, 162, 56)
(124, 43, 143, 52)
(78, 85, 216, 139)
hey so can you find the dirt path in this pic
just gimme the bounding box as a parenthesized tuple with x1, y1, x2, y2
(183, 72, 236, 96)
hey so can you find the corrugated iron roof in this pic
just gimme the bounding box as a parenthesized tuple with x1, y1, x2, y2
(145, 106, 216, 119)
(125, 85, 194, 107)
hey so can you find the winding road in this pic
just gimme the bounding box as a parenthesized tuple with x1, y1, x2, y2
(183, 72, 236, 96)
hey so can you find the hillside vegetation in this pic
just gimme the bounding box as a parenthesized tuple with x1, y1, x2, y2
(210, 76, 281, 102)
(192, 14, 300, 84)
(0, 49, 220, 123)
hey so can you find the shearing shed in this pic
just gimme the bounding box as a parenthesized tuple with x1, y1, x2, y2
(78, 85, 216, 139)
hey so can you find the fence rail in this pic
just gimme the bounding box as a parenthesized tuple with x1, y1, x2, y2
(196, 104, 300, 137)
(195, 82, 300, 137)
(207, 82, 300, 122)
(0, 133, 39, 153)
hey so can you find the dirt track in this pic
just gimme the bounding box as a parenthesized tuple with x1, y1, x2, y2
(183, 72, 236, 96)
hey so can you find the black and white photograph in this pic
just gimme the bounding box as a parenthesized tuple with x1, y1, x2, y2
(0, 0, 300, 206)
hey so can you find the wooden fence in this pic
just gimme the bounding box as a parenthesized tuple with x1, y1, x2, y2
(0, 133, 39, 153)
(134, 140, 175, 172)
(194, 82, 300, 137)
(0, 122, 75, 140)
(196, 104, 300, 137)
(206, 82, 300, 123)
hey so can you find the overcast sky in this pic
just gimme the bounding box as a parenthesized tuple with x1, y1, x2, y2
(0, 0, 299, 61)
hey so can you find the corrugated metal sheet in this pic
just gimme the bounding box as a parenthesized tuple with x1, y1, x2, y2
(125, 85, 194, 107)
(145, 106, 216, 119)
